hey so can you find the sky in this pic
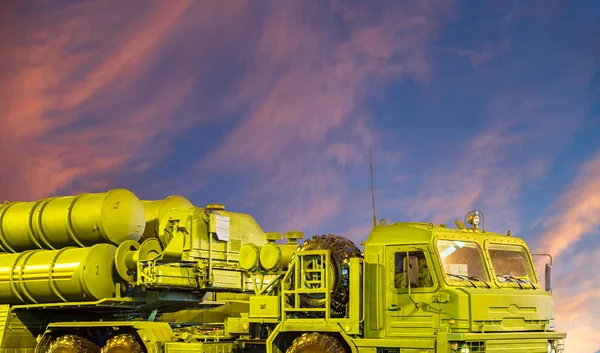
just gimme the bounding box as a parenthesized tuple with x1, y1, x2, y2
(0, 0, 599, 351)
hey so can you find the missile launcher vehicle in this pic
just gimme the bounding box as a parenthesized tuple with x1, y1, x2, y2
(0, 189, 566, 352)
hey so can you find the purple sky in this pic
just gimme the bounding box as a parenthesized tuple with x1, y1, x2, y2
(1, 1, 599, 351)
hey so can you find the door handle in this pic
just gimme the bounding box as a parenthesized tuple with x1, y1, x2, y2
(387, 304, 400, 311)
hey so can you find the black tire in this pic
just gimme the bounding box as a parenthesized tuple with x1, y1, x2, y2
(46, 334, 100, 353)
(299, 234, 362, 317)
(100, 334, 144, 353)
(286, 332, 348, 353)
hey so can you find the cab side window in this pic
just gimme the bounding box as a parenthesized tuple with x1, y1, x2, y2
(394, 251, 433, 289)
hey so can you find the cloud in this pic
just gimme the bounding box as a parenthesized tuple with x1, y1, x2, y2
(387, 92, 575, 233)
(179, 0, 455, 234)
(534, 150, 600, 258)
(551, 244, 600, 352)
(0, 1, 258, 201)
(529, 149, 600, 353)
(0, 1, 195, 199)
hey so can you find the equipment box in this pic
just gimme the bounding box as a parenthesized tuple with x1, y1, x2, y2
(249, 296, 279, 320)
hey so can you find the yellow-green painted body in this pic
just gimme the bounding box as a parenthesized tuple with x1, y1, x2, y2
(0, 244, 118, 304)
(0, 188, 566, 353)
(0, 189, 145, 252)
(356, 221, 565, 352)
(141, 196, 193, 242)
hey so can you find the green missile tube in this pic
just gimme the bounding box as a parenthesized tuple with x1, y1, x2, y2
(0, 189, 146, 253)
(0, 243, 119, 304)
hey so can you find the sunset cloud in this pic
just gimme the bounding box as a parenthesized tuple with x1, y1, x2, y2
(526, 149, 600, 350)
(535, 150, 600, 257)
(0, 1, 255, 200)
(386, 91, 580, 234)
(0, 1, 197, 199)
(190, 0, 455, 233)
(551, 243, 600, 351)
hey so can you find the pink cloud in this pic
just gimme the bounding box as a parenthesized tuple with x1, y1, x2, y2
(0, 1, 193, 199)
(0, 1, 253, 200)
(530, 151, 600, 353)
(549, 244, 600, 352)
(387, 85, 587, 234)
(535, 150, 600, 258)
(191, 0, 453, 233)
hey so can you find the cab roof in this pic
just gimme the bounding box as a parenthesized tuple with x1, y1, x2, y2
(363, 221, 527, 248)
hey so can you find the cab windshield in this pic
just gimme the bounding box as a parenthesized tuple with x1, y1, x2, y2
(488, 243, 537, 286)
(436, 239, 490, 286)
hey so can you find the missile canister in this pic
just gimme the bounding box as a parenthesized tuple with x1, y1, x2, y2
(141, 196, 193, 242)
(0, 189, 146, 253)
(0, 243, 118, 304)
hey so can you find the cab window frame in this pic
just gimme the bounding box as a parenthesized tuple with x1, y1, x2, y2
(486, 241, 540, 287)
(390, 245, 438, 294)
(435, 238, 492, 287)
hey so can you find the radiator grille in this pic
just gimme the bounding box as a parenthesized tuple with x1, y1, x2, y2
(485, 339, 547, 353)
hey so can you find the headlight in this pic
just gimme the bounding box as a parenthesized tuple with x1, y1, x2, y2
(449, 342, 471, 353)
(472, 214, 480, 226)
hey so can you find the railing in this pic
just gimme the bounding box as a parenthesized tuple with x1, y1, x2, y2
(281, 250, 331, 320)
(279, 250, 364, 335)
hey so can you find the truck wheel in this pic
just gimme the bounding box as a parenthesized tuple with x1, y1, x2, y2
(286, 332, 347, 353)
(46, 334, 100, 353)
(100, 334, 144, 353)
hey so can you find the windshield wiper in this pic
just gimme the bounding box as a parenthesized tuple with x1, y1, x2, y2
(468, 275, 491, 288)
(496, 274, 536, 289)
(446, 274, 491, 288)
(446, 273, 477, 288)
(500, 274, 536, 289)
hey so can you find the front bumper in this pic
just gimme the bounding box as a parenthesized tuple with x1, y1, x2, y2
(446, 332, 566, 353)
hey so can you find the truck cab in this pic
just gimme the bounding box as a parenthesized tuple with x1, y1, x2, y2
(362, 211, 566, 353)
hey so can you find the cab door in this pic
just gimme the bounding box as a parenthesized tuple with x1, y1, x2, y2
(384, 244, 439, 338)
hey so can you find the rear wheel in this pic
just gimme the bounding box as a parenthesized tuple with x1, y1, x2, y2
(100, 334, 144, 353)
(286, 332, 347, 353)
(46, 334, 100, 353)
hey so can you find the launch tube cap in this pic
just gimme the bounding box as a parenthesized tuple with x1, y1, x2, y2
(239, 243, 261, 271)
(260, 243, 282, 271)
(97, 189, 146, 245)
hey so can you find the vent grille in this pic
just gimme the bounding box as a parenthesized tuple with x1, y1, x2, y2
(553, 339, 565, 353)
(230, 239, 242, 252)
(467, 341, 485, 352)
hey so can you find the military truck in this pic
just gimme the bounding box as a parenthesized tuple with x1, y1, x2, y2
(0, 188, 566, 352)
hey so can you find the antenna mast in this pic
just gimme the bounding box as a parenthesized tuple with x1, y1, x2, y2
(370, 150, 377, 227)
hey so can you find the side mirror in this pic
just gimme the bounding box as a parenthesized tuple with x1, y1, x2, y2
(532, 253, 553, 293)
(545, 263, 552, 292)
